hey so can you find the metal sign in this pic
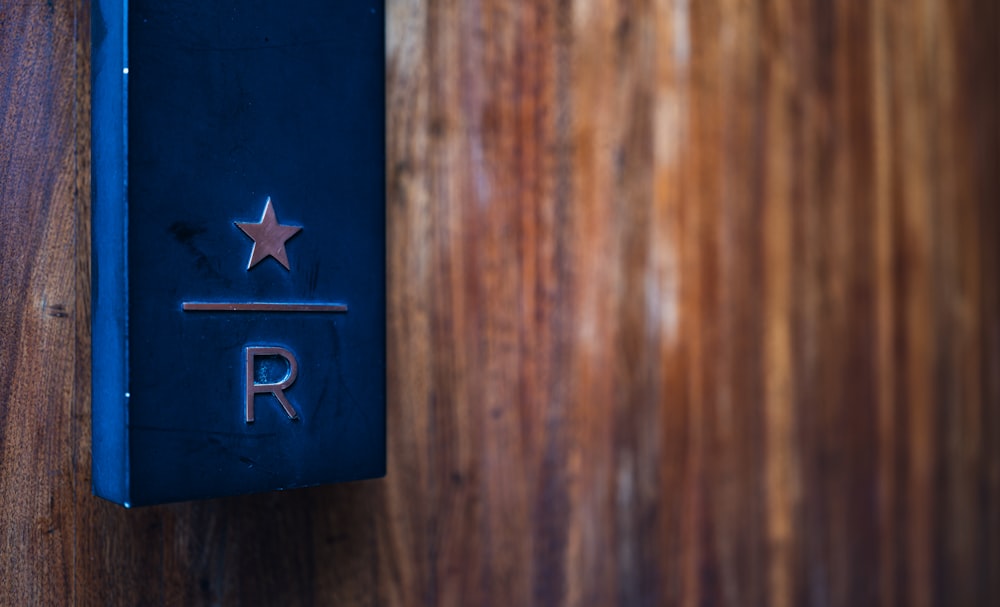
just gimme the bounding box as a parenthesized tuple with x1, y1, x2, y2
(92, 0, 385, 506)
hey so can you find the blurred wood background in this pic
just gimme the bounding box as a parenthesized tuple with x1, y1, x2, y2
(1, 0, 997, 604)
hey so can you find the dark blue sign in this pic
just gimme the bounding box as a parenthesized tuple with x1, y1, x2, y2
(92, 0, 385, 506)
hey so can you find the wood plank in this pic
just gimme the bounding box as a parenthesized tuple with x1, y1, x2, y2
(0, 0, 997, 604)
(0, 1, 79, 604)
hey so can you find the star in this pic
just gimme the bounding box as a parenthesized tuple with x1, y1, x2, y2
(235, 198, 302, 271)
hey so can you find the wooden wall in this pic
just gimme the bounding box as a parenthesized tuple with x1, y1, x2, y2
(1, 0, 997, 604)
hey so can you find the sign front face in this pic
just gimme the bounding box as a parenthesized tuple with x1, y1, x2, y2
(92, 0, 385, 506)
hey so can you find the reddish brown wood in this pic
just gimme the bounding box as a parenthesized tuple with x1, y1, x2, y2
(1, 0, 998, 605)
(1, 2, 79, 604)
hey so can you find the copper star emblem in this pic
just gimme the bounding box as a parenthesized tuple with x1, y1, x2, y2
(235, 198, 302, 271)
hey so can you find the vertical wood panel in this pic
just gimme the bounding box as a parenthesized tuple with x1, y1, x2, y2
(1, 0, 997, 605)
(1, 1, 78, 604)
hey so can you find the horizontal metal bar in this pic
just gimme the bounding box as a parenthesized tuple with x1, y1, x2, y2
(182, 302, 348, 313)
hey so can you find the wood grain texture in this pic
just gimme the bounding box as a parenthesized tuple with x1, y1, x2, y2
(1, 1, 79, 604)
(1, 0, 998, 605)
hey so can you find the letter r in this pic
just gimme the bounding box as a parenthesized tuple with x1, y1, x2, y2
(245, 346, 299, 423)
